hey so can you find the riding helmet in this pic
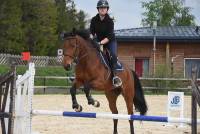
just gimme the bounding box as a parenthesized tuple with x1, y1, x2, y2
(97, 0, 109, 9)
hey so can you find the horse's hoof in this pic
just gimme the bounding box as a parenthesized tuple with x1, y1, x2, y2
(93, 100, 100, 107)
(88, 99, 94, 105)
(74, 105, 83, 112)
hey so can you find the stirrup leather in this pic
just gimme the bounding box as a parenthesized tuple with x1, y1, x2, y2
(112, 76, 122, 87)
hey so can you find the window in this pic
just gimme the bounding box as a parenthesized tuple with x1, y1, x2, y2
(185, 59, 200, 78)
(135, 58, 149, 77)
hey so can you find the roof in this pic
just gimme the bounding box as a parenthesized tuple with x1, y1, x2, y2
(115, 26, 200, 43)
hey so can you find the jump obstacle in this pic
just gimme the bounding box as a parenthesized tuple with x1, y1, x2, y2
(32, 109, 200, 124)
(0, 63, 200, 134)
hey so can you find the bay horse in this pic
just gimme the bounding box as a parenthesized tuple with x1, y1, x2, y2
(62, 29, 147, 134)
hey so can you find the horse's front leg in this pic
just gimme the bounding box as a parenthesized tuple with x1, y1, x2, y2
(70, 83, 82, 112)
(83, 83, 100, 107)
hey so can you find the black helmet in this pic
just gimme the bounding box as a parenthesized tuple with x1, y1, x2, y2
(97, 0, 109, 9)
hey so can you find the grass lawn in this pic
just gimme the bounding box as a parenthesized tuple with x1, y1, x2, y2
(0, 65, 73, 86)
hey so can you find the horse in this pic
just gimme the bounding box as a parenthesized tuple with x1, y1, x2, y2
(62, 29, 147, 134)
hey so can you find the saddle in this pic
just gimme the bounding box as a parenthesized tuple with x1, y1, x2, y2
(98, 49, 123, 72)
(91, 39, 123, 72)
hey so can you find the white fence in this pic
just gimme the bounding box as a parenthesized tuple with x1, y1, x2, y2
(14, 63, 35, 134)
(0, 54, 62, 67)
(0, 54, 134, 67)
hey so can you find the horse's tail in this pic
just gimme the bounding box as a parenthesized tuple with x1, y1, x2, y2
(132, 70, 148, 115)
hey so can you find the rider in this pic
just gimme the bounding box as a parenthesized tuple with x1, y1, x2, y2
(90, 0, 122, 88)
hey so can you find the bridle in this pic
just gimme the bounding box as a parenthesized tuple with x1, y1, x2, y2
(63, 36, 87, 64)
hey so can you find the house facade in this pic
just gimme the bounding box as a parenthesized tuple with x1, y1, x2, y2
(115, 26, 200, 78)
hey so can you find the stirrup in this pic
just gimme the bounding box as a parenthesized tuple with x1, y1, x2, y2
(112, 76, 122, 88)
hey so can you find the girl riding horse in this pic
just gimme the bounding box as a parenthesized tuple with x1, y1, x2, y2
(62, 28, 148, 134)
(90, 0, 122, 88)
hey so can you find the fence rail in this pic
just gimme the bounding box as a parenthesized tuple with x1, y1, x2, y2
(0, 54, 62, 67)
(0, 65, 16, 134)
(34, 76, 196, 94)
(0, 54, 135, 67)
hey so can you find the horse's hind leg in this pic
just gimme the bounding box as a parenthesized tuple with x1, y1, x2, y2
(123, 88, 135, 134)
(83, 83, 100, 107)
(105, 90, 119, 134)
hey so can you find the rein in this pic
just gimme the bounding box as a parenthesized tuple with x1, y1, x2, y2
(64, 37, 88, 64)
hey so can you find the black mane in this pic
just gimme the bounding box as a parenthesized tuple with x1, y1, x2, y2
(75, 29, 90, 40)
(63, 29, 90, 40)
(62, 29, 99, 50)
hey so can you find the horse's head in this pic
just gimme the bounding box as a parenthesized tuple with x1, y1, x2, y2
(62, 29, 91, 70)
(62, 31, 79, 70)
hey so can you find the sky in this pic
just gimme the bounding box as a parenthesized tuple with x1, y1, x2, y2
(73, 0, 200, 30)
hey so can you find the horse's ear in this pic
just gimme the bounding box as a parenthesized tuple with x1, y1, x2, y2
(72, 28, 77, 35)
(60, 32, 65, 40)
(60, 31, 73, 40)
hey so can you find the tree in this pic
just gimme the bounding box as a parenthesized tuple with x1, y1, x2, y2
(56, 0, 69, 34)
(141, 0, 195, 26)
(21, 0, 57, 55)
(0, 0, 87, 55)
(55, 0, 88, 53)
(56, 0, 87, 34)
(175, 7, 195, 25)
(76, 10, 88, 29)
(0, 0, 25, 54)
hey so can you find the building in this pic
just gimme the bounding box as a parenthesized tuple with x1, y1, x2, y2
(115, 26, 200, 78)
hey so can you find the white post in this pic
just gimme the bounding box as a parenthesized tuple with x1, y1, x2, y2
(180, 92, 184, 127)
(28, 63, 35, 134)
(57, 49, 63, 62)
(14, 63, 35, 134)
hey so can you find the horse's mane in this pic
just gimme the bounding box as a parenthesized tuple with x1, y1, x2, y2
(63, 29, 98, 49)
(75, 29, 91, 40)
(63, 29, 90, 40)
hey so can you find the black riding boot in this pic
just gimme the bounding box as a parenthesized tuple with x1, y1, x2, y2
(110, 54, 122, 88)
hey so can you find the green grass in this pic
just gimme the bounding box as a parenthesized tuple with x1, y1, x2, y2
(0, 65, 10, 74)
(0, 65, 73, 86)
(0, 65, 73, 76)
(35, 78, 70, 86)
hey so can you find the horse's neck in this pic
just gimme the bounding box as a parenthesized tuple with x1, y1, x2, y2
(78, 38, 101, 68)
(76, 37, 109, 82)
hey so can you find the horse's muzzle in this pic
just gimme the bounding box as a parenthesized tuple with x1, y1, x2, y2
(64, 64, 71, 71)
